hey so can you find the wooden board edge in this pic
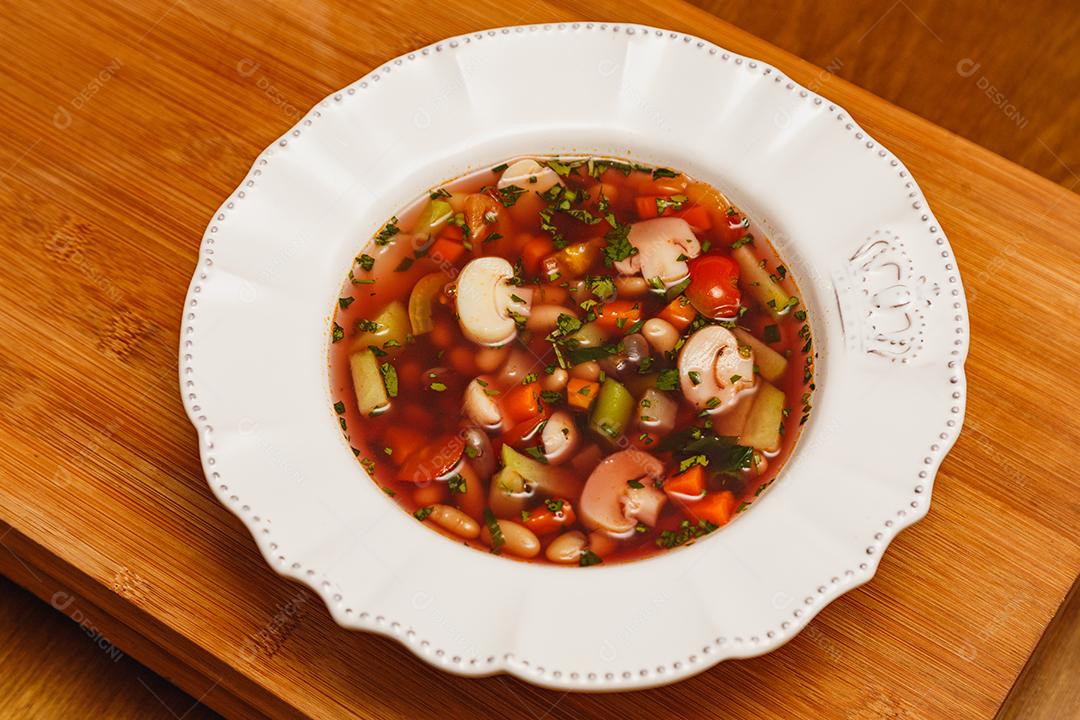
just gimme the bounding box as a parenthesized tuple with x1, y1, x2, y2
(0, 521, 291, 720)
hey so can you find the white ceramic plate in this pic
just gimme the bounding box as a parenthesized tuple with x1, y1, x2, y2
(180, 22, 968, 691)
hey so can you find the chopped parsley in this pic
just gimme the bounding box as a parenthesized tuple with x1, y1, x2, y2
(338, 296, 355, 310)
(380, 362, 398, 398)
(601, 220, 636, 265)
(494, 184, 527, 207)
(375, 217, 400, 245)
(579, 549, 603, 566)
(429, 381, 447, 392)
(651, 167, 678, 180)
(483, 508, 505, 554)
(655, 369, 680, 391)
(414, 506, 434, 521)
(333, 401, 345, 414)
(357, 253, 375, 271)
(730, 234, 754, 249)
(447, 474, 467, 495)
(331, 322, 344, 343)
(656, 519, 718, 548)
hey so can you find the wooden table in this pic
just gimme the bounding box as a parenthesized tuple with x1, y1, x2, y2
(1, 0, 1077, 718)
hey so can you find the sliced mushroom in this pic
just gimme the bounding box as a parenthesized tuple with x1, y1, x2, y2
(464, 376, 503, 430)
(455, 257, 533, 346)
(614, 217, 701, 289)
(498, 158, 562, 194)
(635, 388, 677, 436)
(678, 325, 756, 414)
(579, 450, 666, 534)
(540, 411, 580, 465)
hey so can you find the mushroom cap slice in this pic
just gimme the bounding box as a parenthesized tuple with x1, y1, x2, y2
(497, 158, 561, 194)
(540, 410, 579, 465)
(614, 218, 701, 289)
(464, 376, 503, 430)
(678, 325, 756, 414)
(579, 450, 666, 534)
(455, 257, 532, 346)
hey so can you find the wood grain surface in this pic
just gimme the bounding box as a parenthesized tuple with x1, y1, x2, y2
(0, 0, 1078, 718)
(686, 0, 1080, 191)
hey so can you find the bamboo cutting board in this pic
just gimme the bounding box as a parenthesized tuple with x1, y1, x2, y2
(1, 0, 1078, 718)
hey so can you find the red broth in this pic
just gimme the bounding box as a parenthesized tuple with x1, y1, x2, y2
(329, 157, 814, 566)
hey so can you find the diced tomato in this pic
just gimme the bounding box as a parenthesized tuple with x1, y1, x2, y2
(438, 224, 464, 242)
(593, 299, 642, 333)
(398, 433, 465, 483)
(663, 465, 706, 499)
(681, 491, 736, 526)
(657, 295, 697, 331)
(675, 205, 712, 232)
(635, 195, 661, 219)
(567, 378, 600, 411)
(717, 211, 750, 246)
(522, 499, 576, 535)
(501, 381, 544, 425)
(522, 236, 555, 276)
(501, 413, 550, 449)
(686, 255, 741, 320)
(384, 426, 426, 463)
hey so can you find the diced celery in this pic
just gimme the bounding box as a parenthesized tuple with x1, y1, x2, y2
(739, 381, 786, 452)
(351, 300, 409, 355)
(588, 378, 634, 444)
(489, 467, 532, 518)
(349, 349, 390, 416)
(732, 246, 792, 318)
(733, 328, 788, 383)
(408, 272, 447, 335)
(499, 444, 580, 498)
(412, 199, 453, 236)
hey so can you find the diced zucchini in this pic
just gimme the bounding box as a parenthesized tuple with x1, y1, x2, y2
(349, 349, 390, 416)
(588, 378, 634, 444)
(500, 444, 580, 498)
(408, 272, 447, 335)
(413, 199, 453, 236)
(733, 328, 788, 383)
(732, 246, 793, 317)
(351, 300, 409, 355)
(739, 381, 786, 452)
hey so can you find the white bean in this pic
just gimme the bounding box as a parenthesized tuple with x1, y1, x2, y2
(642, 317, 680, 354)
(540, 367, 569, 392)
(481, 519, 541, 558)
(545, 531, 588, 564)
(429, 504, 481, 539)
(570, 361, 601, 381)
(614, 275, 650, 298)
(526, 305, 577, 333)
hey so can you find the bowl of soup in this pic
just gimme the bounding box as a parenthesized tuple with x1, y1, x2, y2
(181, 23, 968, 690)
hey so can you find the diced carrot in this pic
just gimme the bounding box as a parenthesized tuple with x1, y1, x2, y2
(663, 465, 706, 499)
(682, 491, 736, 526)
(501, 381, 544, 425)
(522, 236, 556, 276)
(593, 299, 642, 333)
(522, 499, 576, 535)
(567, 378, 600, 411)
(429, 236, 466, 266)
(635, 195, 660, 219)
(676, 205, 712, 232)
(657, 295, 697, 331)
(384, 426, 426, 462)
